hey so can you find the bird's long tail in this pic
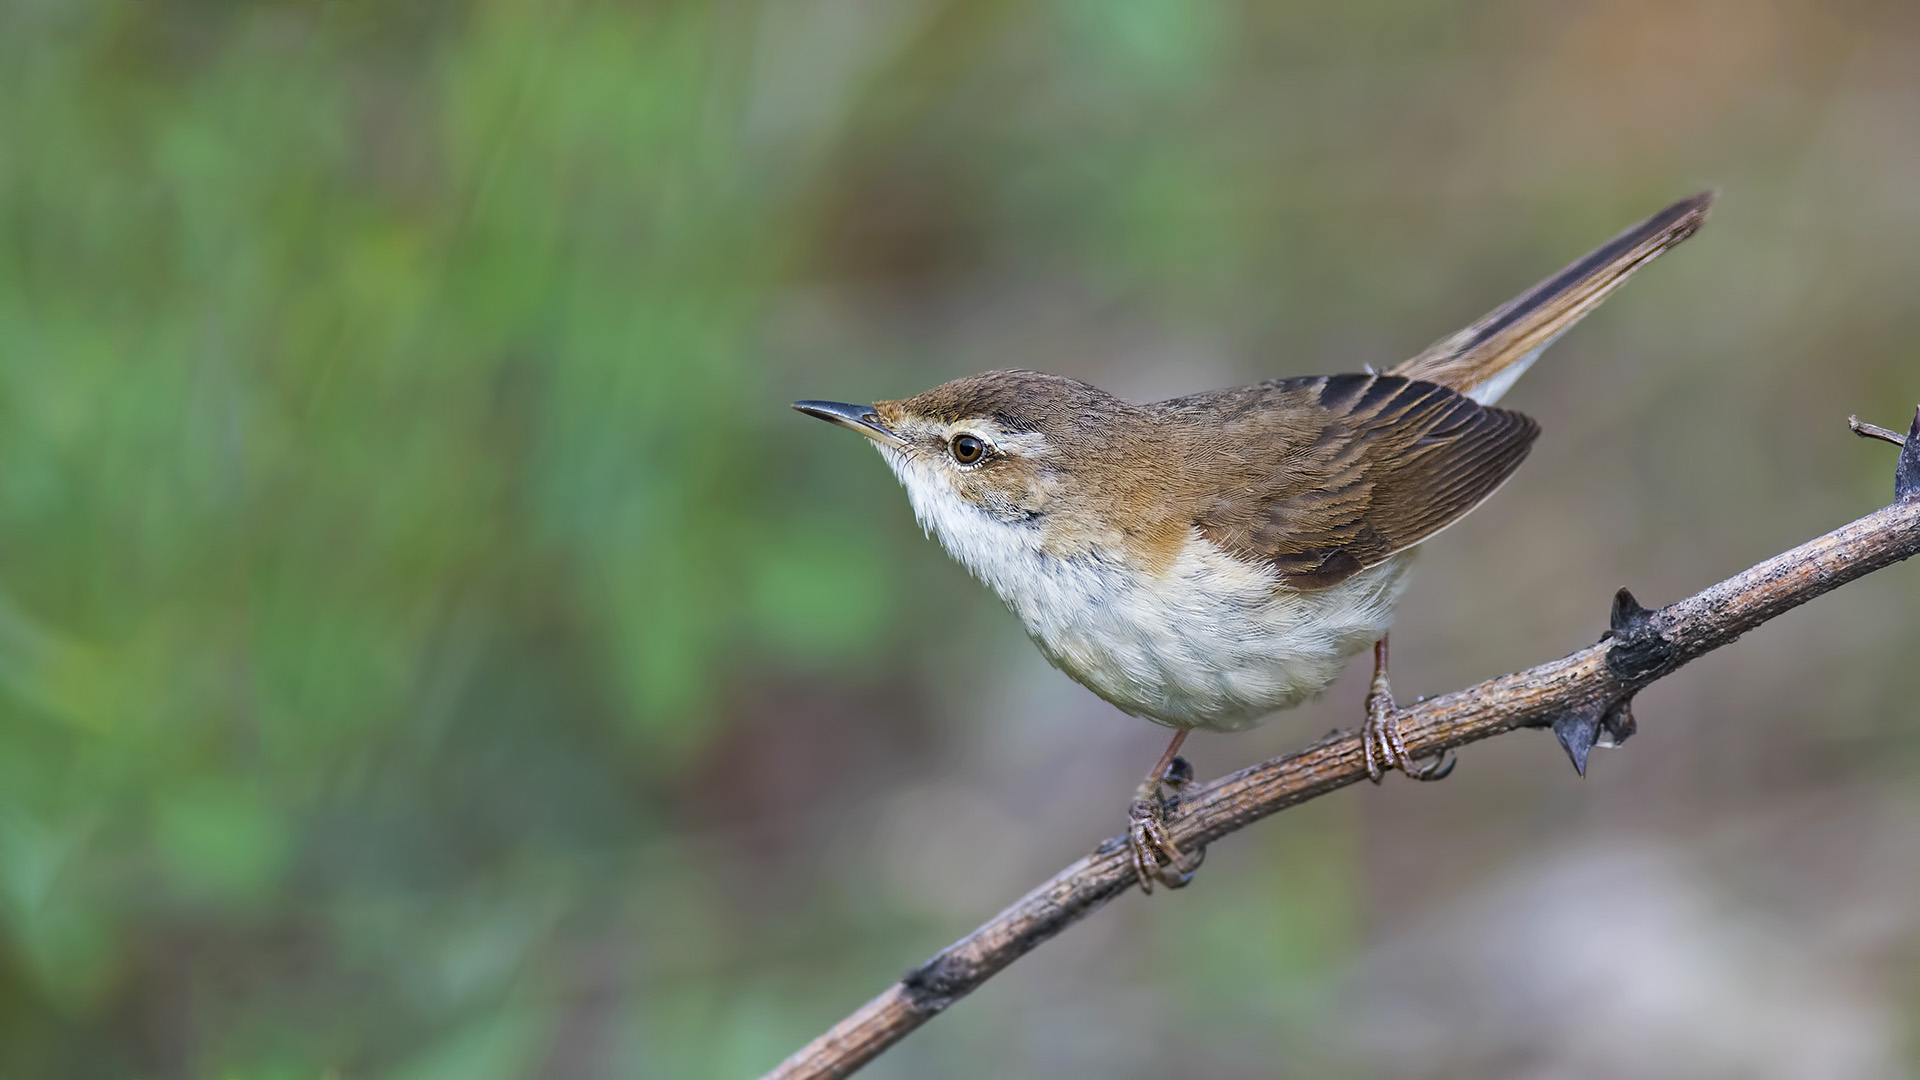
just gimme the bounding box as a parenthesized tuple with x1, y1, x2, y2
(1391, 191, 1714, 405)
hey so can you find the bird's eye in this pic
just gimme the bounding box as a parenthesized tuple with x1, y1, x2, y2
(949, 433, 987, 465)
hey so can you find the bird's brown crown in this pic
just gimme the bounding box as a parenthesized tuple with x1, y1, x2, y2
(877, 370, 1129, 442)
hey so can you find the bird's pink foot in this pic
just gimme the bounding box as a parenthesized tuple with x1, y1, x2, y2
(1362, 635, 1455, 783)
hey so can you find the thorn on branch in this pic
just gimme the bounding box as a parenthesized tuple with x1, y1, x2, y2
(1551, 697, 1636, 777)
(1549, 588, 1666, 775)
(1602, 587, 1673, 680)
(901, 955, 968, 1015)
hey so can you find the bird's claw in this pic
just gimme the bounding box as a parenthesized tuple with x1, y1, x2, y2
(1126, 757, 1202, 893)
(1363, 638, 1455, 784)
(1127, 798, 1200, 893)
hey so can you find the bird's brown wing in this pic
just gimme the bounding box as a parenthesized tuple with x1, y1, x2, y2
(1174, 373, 1539, 589)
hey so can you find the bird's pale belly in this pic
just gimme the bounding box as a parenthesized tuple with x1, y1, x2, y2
(1014, 544, 1411, 731)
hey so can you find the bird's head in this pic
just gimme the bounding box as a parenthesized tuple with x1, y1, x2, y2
(795, 370, 1155, 565)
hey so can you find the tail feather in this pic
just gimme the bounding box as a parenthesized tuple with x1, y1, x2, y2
(1392, 191, 1714, 404)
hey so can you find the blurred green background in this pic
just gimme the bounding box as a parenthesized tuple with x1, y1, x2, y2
(3, 1, 1919, 1077)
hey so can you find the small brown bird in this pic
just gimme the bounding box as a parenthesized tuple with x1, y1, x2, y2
(797, 193, 1712, 890)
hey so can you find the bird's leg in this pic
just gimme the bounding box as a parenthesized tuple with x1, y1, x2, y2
(1126, 729, 1204, 893)
(1362, 634, 1455, 783)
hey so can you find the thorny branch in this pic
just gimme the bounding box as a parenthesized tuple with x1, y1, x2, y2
(762, 408, 1920, 1080)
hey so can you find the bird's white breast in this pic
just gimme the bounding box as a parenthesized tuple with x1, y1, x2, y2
(881, 445, 1409, 731)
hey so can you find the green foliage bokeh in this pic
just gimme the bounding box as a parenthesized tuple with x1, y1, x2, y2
(4, 2, 1919, 1078)
(0, 3, 910, 1074)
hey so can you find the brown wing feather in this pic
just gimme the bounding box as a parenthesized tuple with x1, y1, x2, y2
(1172, 374, 1539, 589)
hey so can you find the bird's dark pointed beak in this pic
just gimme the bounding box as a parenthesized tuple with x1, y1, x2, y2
(792, 400, 906, 448)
